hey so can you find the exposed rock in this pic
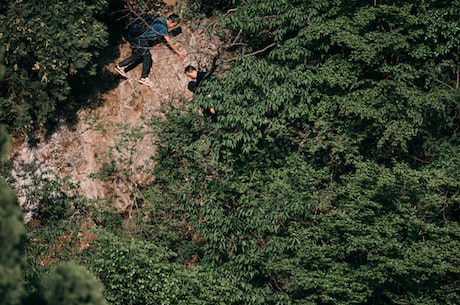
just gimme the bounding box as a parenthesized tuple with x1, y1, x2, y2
(9, 16, 226, 221)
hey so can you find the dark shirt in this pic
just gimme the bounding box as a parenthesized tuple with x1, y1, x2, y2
(188, 71, 209, 93)
(195, 71, 207, 88)
(190, 71, 217, 122)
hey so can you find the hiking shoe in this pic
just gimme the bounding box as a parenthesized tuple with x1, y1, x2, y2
(138, 77, 154, 88)
(114, 65, 127, 78)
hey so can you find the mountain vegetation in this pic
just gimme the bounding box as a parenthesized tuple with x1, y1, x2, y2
(1, 0, 459, 304)
(0, 126, 27, 305)
(0, 0, 109, 132)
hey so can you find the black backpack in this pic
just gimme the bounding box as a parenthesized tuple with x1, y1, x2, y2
(127, 14, 166, 39)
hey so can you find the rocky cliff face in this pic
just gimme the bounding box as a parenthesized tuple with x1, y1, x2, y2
(9, 17, 225, 222)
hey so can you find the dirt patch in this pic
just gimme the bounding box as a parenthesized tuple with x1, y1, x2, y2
(10, 16, 227, 221)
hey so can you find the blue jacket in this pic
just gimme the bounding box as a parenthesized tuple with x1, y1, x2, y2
(142, 17, 168, 39)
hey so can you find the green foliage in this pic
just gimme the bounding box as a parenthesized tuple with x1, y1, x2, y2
(217, 0, 459, 157)
(277, 161, 460, 305)
(0, 125, 10, 158)
(16, 165, 98, 296)
(89, 122, 151, 182)
(189, 0, 243, 16)
(0, 126, 26, 305)
(88, 231, 237, 305)
(0, 46, 6, 81)
(0, 0, 109, 130)
(4, 1, 459, 305)
(194, 57, 314, 154)
(146, 1, 460, 304)
(16, 166, 81, 225)
(41, 262, 108, 305)
(150, 104, 460, 304)
(0, 187, 26, 305)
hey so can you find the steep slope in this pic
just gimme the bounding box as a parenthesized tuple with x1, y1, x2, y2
(10, 18, 223, 221)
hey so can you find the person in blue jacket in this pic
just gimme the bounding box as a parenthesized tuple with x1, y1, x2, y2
(115, 13, 186, 88)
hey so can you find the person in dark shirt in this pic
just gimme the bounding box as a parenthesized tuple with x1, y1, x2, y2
(184, 65, 208, 92)
(184, 65, 217, 121)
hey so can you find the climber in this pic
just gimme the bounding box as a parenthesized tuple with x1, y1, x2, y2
(184, 65, 217, 122)
(115, 13, 187, 88)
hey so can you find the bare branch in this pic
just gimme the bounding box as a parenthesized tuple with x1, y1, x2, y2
(232, 29, 242, 45)
(223, 8, 237, 17)
(219, 42, 276, 64)
(434, 79, 456, 90)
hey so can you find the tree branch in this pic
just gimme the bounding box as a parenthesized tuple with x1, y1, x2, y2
(219, 42, 276, 64)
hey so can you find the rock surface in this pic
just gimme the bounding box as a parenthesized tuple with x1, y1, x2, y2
(10, 17, 225, 221)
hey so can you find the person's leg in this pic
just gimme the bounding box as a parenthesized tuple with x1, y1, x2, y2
(119, 48, 142, 67)
(140, 49, 152, 79)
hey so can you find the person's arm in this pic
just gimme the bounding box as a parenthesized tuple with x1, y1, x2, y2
(164, 36, 186, 58)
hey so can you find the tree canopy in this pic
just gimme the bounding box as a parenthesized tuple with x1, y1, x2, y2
(0, 126, 26, 305)
(153, 0, 460, 304)
(1, 0, 459, 305)
(41, 262, 108, 305)
(0, 0, 108, 131)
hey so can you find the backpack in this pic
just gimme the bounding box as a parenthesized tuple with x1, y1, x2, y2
(127, 14, 166, 39)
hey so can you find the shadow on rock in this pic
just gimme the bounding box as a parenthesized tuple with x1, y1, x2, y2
(44, 1, 127, 139)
